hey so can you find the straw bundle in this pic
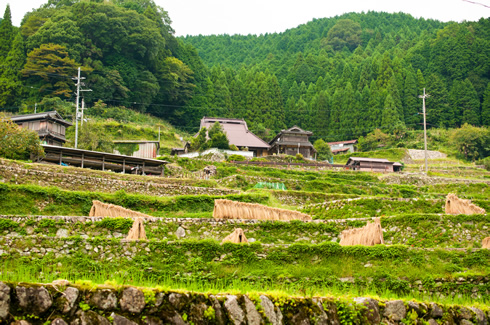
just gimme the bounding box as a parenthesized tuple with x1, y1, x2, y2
(339, 218, 384, 246)
(125, 217, 147, 241)
(483, 237, 490, 249)
(89, 200, 152, 218)
(445, 194, 486, 215)
(213, 199, 311, 221)
(221, 228, 248, 244)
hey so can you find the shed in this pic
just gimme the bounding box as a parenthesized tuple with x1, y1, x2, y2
(328, 139, 357, 155)
(346, 157, 398, 172)
(113, 140, 160, 158)
(40, 144, 168, 176)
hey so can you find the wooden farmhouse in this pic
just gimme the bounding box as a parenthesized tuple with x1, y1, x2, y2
(346, 157, 402, 172)
(11, 111, 72, 146)
(269, 126, 316, 158)
(199, 117, 270, 157)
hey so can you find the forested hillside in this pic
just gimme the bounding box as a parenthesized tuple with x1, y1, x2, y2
(0, 0, 202, 124)
(183, 12, 490, 140)
(0, 2, 489, 142)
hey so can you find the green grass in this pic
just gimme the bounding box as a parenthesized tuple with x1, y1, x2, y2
(1, 241, 488, 305)
(332, 148, 409, 165)
(0, 183, 271, 217)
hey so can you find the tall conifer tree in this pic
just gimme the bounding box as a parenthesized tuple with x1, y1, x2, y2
(0, 5, 14, 60)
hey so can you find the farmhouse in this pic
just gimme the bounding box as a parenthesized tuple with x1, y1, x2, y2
(269, 126, 316, 158)
(346, 157, 402, 172)
(199, 117, 270, 157)
(11, 111, 72, 146)
(328, 139, 357, 155)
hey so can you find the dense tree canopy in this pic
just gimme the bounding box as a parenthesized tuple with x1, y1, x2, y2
(183, 13, 490, 140)
(0, 5, 489, 143)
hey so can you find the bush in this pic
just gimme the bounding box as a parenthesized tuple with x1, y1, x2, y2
(449, 124, 490, 161)
(481, 157, 490, 171)
(227, 154, 245, 162)
(0, 114, 44, 160)
(313, 139, 333, 161)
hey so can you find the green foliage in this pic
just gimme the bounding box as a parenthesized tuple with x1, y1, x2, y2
(79, 302, 90, 311)
(203, 306, 215, 320)
(94, 218, 133, 232)
(336, 300, 362, 325)
(0, 183, 270, 217)
(190, 127, 208, 152)
(21, 43, 83, 99)
(227, 154, 245, 162)
(357, 129, 391, 152)
(313, 139, 333, 161)
(114, 143, 139, 156)
(0, 114, 44, 160)
(0, 218, 18, 231)
(208, 122, 229, 149)
(324, 19, 362, 52)
(449, 124, 490, 161)
(75, 120, 115, 153)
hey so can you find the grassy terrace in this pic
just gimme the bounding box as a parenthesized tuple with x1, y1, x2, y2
(1, 236, 489, 305)
(0, 155, 488, 306)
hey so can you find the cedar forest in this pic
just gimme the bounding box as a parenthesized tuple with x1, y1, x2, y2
(0, 0, 489, 142)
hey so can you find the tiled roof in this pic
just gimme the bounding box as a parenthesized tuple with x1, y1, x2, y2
(200, 117, 270, 149)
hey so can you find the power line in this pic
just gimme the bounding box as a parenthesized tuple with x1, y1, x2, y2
(462, 0, 490, 8)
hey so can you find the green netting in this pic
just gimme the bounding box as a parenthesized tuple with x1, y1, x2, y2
(253, 182, 287, 190)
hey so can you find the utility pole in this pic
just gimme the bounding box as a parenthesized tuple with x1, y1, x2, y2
(81, 98, 85, 126)
(72, 67, 92, 148)
(34, 103, 37, 114)
(419, 88, 430, 174)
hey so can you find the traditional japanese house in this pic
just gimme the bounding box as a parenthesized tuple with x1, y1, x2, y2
(269, 126, 316, 158)
(199, 117, 270, 157)
(11, 111, 72, 146)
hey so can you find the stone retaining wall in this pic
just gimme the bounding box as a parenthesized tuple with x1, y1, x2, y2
(408, 149, 447, 160)
(0, 235, 488, 299)
(0, 282, 488, 325)
(0, 163, 238, 197)
(1, 215, 487, 247)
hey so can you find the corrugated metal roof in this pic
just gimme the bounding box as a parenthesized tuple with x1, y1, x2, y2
(327, 139, 358, 145)
(348, 157, 392, 163)
(332, 148, 350, 153)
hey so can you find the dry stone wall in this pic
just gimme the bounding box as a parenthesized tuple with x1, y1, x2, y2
(0, 281, 488, 325)
(1, 215, 488, 247)
(0, 162, 237, 197)
(1, 234, 488, 299)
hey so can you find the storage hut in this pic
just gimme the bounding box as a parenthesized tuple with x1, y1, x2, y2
(346, 157, 399, 172)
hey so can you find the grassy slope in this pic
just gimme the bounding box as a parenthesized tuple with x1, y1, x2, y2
(64, 107, 188, 154)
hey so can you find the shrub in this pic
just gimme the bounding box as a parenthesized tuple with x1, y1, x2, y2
(228, 154, 245, 162)
(0, 114, 44, 160)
